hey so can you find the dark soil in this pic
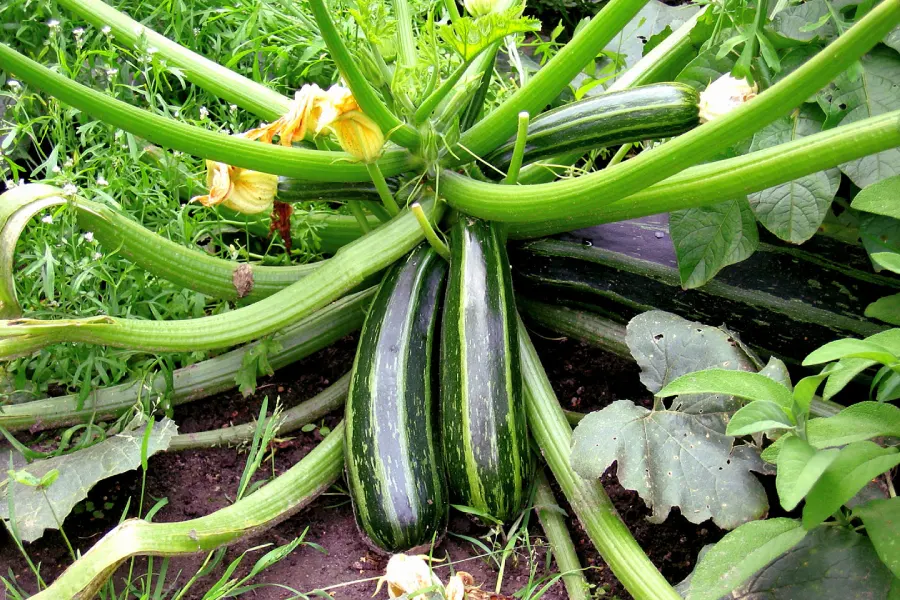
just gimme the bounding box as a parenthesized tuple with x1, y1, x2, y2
(0, 332, 725, 600)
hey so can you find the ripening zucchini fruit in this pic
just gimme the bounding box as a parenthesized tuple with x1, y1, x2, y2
(485, 82, 701, 173)
(344, 245, 448, 553)
(276, 177, 398, 203)
(441, 217, 530, 523)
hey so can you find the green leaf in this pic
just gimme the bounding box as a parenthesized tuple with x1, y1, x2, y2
(759, 356, 793, 389)
(571, 401, 767, 528)
(676, 50, 735, 92)
(824, 357, 877, 399)
(605, 0, 700, 75)
(821, 47, 900, 188)
(791, 368, 835, 417)
(854, 498, 900, 579)
(802, 441, 900, 529)
(625, 310, 757, 394)
(872, 252, 900, 274)
(657, 370, 794, 409)
(235, 337, 283, 397)
(867, 294, 900, 325)
(669, 197, 759, 289)
(851, 174, 900, 219)
(747, 106, 840, 243)
(887, 26, 900, 54)
(0, 417, 176, 541)
(771, 0, 835, 43)
(808, 401, 900, 447)
(802, 338, 898, 366)
(860, 214, 900, 264)
(438, 10, 540, 61)
(726, 400, 794, 437)
(716, 526, 895, 599)
(685, 518, 807, 600)
(776, 435, 840, 511)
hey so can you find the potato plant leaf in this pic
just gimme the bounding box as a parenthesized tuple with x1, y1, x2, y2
(693, 525, 895, 599)
(669, 197, 759, 289)
(685, 518, 807, 600)
(571, 400, 768, 528)
(775, 435, 841, 511)
(748, 106, 840, 243)
(819, 47, 900, 188)
(0, 417, 176, 541)
(853, 498, 900, 578)
(438, 10, 540, 61)
(851, 174, 900, 219)
(802, 441, 900, 529)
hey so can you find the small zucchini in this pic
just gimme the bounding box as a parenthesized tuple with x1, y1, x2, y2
(277, 177, 398, 203)
(344, 245, 448, 553)
(485, 82, 700, 173)
(441, 217, 530, 523)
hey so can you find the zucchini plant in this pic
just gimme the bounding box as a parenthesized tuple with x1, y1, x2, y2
(1, 0, 899, 597)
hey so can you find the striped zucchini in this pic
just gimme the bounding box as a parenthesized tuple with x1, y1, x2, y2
(277, 177, 397, 203)
(485, 83, 700, 173)
(344, 245, 448, 553)
(441, 217, 530, 523)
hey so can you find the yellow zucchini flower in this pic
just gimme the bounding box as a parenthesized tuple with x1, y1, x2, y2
(192, 153, 277, 215)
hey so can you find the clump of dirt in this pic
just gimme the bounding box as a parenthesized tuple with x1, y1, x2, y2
(1, 332, 725, 600)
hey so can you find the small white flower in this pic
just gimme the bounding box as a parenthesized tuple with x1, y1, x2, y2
(192, 27, 200, 36)
(4, 179, 18, 190)
(102, 25, 112, 35)
(199, 106, 209, 119)
(83, 231, 95, 242)
(7, 79, 21, 90)
(63, 157, 73, 168)
(73, 27, 84, 37)
(147, 46, 158, 55)
(174, 108, 180, 118)
(60, 237, 68, 245)
(47, 19, 60, 29)
(62, 183, 78, 196)
(41, 214, 53, 224)
(96, 175, 108, 186)
(698, 74, 758, 123)
(173, 150, 183, 157)
(106, 67, 118, 77)
(93, 251, 102, 260)
(229, 104, 238, 114)
(51, 165, 61, 173)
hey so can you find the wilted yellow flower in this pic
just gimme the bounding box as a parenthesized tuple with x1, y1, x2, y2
(379, 554, 443, 599)
(698, 74, 758, 123)
(322, 110, 385, 163)
(191, 159, 277, 215)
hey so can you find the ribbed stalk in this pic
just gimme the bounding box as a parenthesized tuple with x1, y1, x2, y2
(440, 2, 900, 221)
(508, 109, 900, 238)
(56, 0, 293, 121)
(0, 200, 440, 354)
(0, 44, 419, 182)
(30, 422, 346, 599)
(307, 0, 420, 150)
(0, 290, 372, 432)
(447, 0, 650, 161)
(534, 469, 590, 600)
(168, 373, 349, 451)
(518, 318, 681, 600)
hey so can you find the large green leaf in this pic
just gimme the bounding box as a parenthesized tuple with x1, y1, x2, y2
(571, 400, 768, 528)
(657, 370, 794, 409)
(806, 401, 900, 448)
(821, 47, 900, 188)
(803, 338, 897, 366)
(887, 26, 900, 54)
(854, 498, 900, 579)
(605, 0, 700, 76)
(771, 0, 834, 43)
(670, 197, 759, 289)
(685, 518, 807, 600)
(852, 174, 900, 219)
(676, 50, 735, 92)
(747, 106, 840, 243)
(867, 294, 900, 325)
(438, 10, 540, 61)
(625, 310, 756, 394)
(775, 435, 840, 511)
(802, 441, 900, 529)
(0, 417, 176, 541)
(726, 400, 794, 437)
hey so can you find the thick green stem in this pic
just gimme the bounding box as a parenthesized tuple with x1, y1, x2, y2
(0, 44, 418, 181)
(307, 0, 420, 150)
(0, 201, 439, 354)
(503, 112, 530, 185)
(444, 0, 461, 20)
(509, 109, 900, 237)
(446, 0, 651, 161)
(168, 373, 349, 451)
(534, 470, 590, 600)
(30, 423, 346, 599)
(0, 290, 372, 432)
(394, 0, 418, 71)
(414, 59, 472, 124)
(56, 0, 292, 121)
(440, 1, 900, 220)
(459, 44, 499, 131)
(518, 318, 681, 600)
(367, 162, 401, 215)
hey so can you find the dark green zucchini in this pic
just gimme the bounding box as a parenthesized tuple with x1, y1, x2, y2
(344, 245, 448, 553)
(441, 217, 529, 523)
(485, 83, 700, 174)
(277, 177, 398, 203)
(510, 215, 898, 363)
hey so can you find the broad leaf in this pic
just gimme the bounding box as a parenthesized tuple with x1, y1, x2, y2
(802, 441, 900, 529)
(872, 252, 900, 274)
(657, 370, 794, 409)
(771, 0, 834, 43)
(726, 400, 794, 437)
(775, 435, 840, 511)
(0, 417, 176, 541)
(823, 357, 876, 399)
(802, 338, 897, 366)
(758, 356, 792, 389)
(867, 294, 900, 325)
(676, 50, 735, 92)
(807, 401, 900, 447)
(860, 214, 900, 264)
(854, 498, 900, 579)
(571, 400, 768, 528)
(748, 106, 840, 243)
(605, 0, 700, 77)
(718, 526, 895, 598)
(625, 311, 756, 394)
(439, 10, 540, 61)
(685, 518, 807, 600)
(852, 174, 900, 219)
(820, 47, 900, 188)
(670, 197, 759, 289)
(887, 26, 900, 54)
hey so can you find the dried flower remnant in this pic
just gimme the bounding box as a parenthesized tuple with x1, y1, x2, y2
(698, 74, 758, 123)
